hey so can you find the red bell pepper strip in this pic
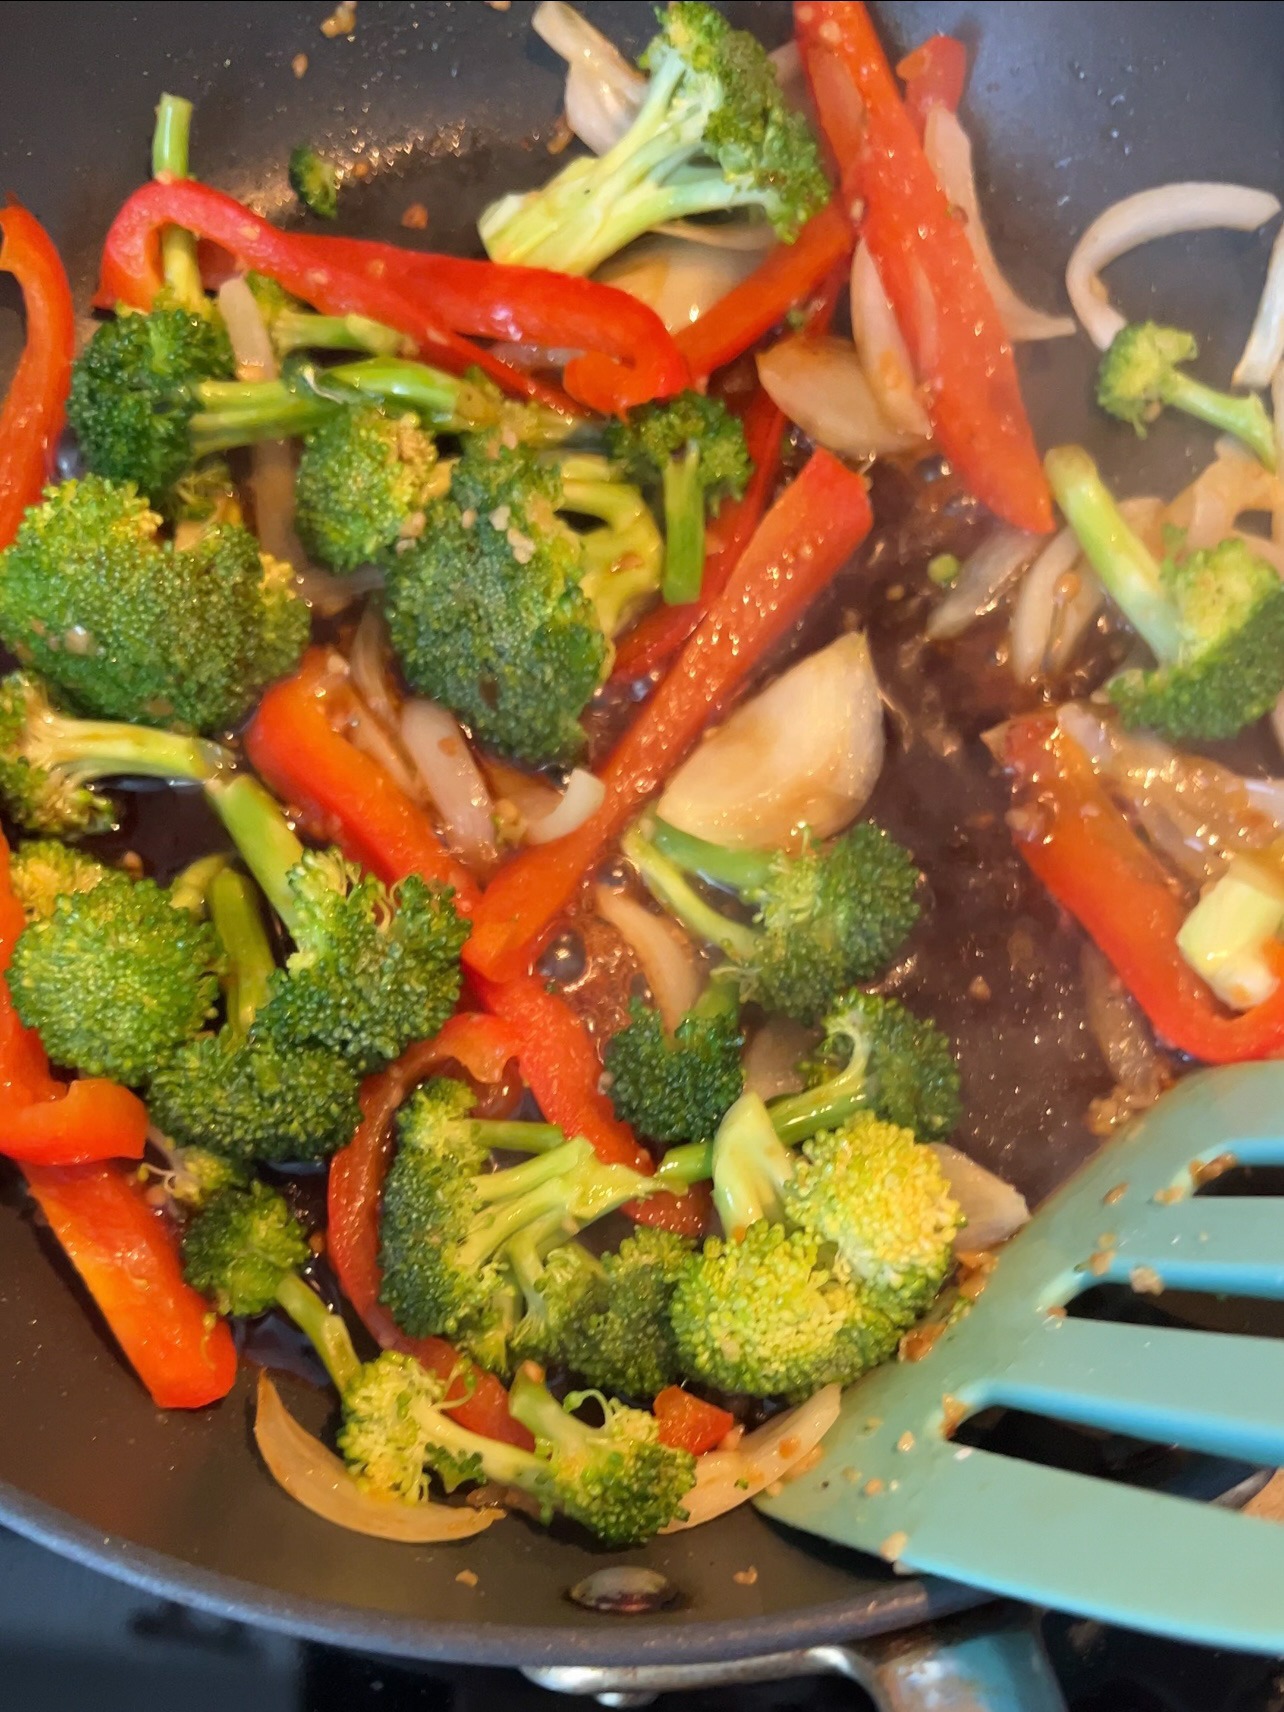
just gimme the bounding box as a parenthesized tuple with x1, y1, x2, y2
(465, 449, 874, 982)
(896, 35, 968, 137)
(326, 1016, 534, 1448)
(23, 1161, 237, 1409)
(674, 199, 853, 383)
(0, 203, 75, 549)
(611, 386, 787, 682)
(1002, 715, 1284, 1062)
(653, 1386, 735, 1455)
(245, 649, 478, 904)
(0, 834, 149, 1165)
(795, 4, 1051, 535)
(96, 181, 688, 417)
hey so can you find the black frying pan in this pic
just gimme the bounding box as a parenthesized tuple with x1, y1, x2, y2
(0, 0, 1281, 1682)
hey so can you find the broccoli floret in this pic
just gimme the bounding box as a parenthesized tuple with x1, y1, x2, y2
(294, 407, 448, 573)
(289, 144, 339, 219)
(625, 818, 921, 1024)
(383, 436, 661, 766)
(6, 867, 221, 1082)
(512, 1227, 693, 1400)
(1046, 444, 1284, 740)
(148, 1129, 250, 1209)
(8, 840, 110, 921)
(608, 392, 751, 604)
(339, 1353, 695, 1545)
(0, 670, 225, 836)
(669, 1091, 953, 1399)
(378, 1076, 649, 1371)
(604, 972, 743, 1145)
(1096, 323, 1276, 469)
(147, 867, 362, 1164)
(478, 1, 827, 276)
(208, 774, 469, 1073)
(0, 478, 308, 735)
(182, 1181, 360, 1393)
(770, 990, 963, 1144)
(782, 1111, 961, 1325)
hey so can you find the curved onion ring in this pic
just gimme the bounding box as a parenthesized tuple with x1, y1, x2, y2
(525, 768, 607, 844)
(594, 884, 701, 1030)
(254, 1374, 506, 1542)
(927, 527, 1041, 642)
(664, 1385, 842, 1531)
(1066, 182, 1281, 351)
(1235, 225, 1284, 388)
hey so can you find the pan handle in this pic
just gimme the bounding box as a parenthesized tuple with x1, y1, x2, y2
(525, 1602, 1068, 1710)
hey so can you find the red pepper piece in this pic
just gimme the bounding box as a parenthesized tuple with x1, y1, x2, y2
(896, 34, 968, 137)
(23, 1161, 237, 1409)
(653, 1386, 735, 1455)
(465, 450, 874, 982)
(326, 1018, 534, 1448)
(674, 199, 853, 383)
(0, 202, 75, 548)
(1002, 715, 1284, 1062)
(795, 3, 1051, 534)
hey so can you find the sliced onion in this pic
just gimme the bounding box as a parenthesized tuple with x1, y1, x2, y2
(1066, 183, 1281, 351)
(532, 0, 644, 155)
(664, 1386, 842, 1532)
(1080, 942, 1168, 1105)
(742, 1017, 816, 1102)
(594, 885, 700, 1030)
(1167, 443, 1281, 552)
(849, 241, 932, 439)
(929, 1145, 1029, 1251)
(1235, 225, 1284, 388)
(1234, 529, 1284, 575)
(482, 757, 563, 833)
(401, 699, 499, 872)
(650, 220, 776, 252)
(1009, 526, 1102, 684)
(597, 235, 763, 333)
(525, 767, 606, 844)
(922, 107, 1074, 343)
(926, 527, 1041, 641)
(1274, 366, 1284, 546)
(347, 695, 426, 803)
(768, 40, 812, 118)
(349, 604, 401, 729)
(218, 276, 277, 380)
(757, 335, 924, 462)
(254, 1374, 505, 1542)
(658, 633, 884, 850)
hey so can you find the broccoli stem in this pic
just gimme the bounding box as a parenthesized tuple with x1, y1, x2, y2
(458, 1171, 581, 1274)
(1159, 370, 1277, 471)
(205, 775, 305, 930)
(168, 853, 231, 918)
(507, 1208, 592, 1312)
(1044, 446, 1184, 664)
(313, 358, 500, 432)
(653, 1138, 712, 1189)
(472, 1119, 566, 1156)
(188, 380, 336, 455)
(271, 310, 405, 358)
(709, 1091, 794, 1237)
(32, 711, 226, 790)
(469, 1138, 589, 1207)
(151, 93, 205, 313)
(649, 817, 775, 893)
(661, 444, 705, 605)
(275, 1271, 361, 1395)
(208, 867, 276, 1034)
(623, 828, 759, 965)
(507, 1361, 588, 1450)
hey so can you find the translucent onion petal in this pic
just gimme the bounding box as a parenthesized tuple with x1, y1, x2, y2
(1009, 526, 1102, 684)
(594, 885, 700, 1031)
(658, 633, 885, 850)
(532, 0, 644, 155)
(664, 1386, 842, 1532)
(1167, 443, 1281, 552)
(597, 235, 763, 333)
(927, 527, 1041, 641)
(400, 699, 499, 872)
(1066, 182, 1281, 351)
(254, 1374, 505, 1542)
(922, 107, 1075, 343)
(930, 1145, 1029, 1251)
(742, 1017, 816, 1101)
(1235, 225, 1284, 388)
(849, 240, 932, 438)
(757, 335, 925, 462)
(525, 768, 606, 844)
(218, 276, 277, 380)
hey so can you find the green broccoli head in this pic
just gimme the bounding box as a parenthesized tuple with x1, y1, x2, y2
(383, 435, 608, 766)
(338, 1352, 488, 1503)
(1096, 322, 1276, 467)
(256, 851, 468, 1073)
(1108, 539, 1284, 741)
(147, 1031, 362, 1165)
(294, 406, 447, 573)
(157, 1142, 251, 1210)
(0, 477, 309, 735)
(604, 975, 744, 1145)
(6, 869, 221, 1082)
(66, 304, 235, 512)
(181, 1180, 310, 1317)
(608, 390, 751, 514)
(782, 1112, 961, 1326)
(670, 1220, 898, 1401)
(7, 839, 109, 921)
(289, 144, 339, 219)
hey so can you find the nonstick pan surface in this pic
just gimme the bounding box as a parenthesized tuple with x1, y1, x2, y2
(0, 0, 1281, 1669)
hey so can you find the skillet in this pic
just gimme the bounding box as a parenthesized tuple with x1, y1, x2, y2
(0, 0, 1282, 1684)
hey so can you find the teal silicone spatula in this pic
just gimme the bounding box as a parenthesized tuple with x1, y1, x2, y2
(758, 1062, 1284, 1652)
